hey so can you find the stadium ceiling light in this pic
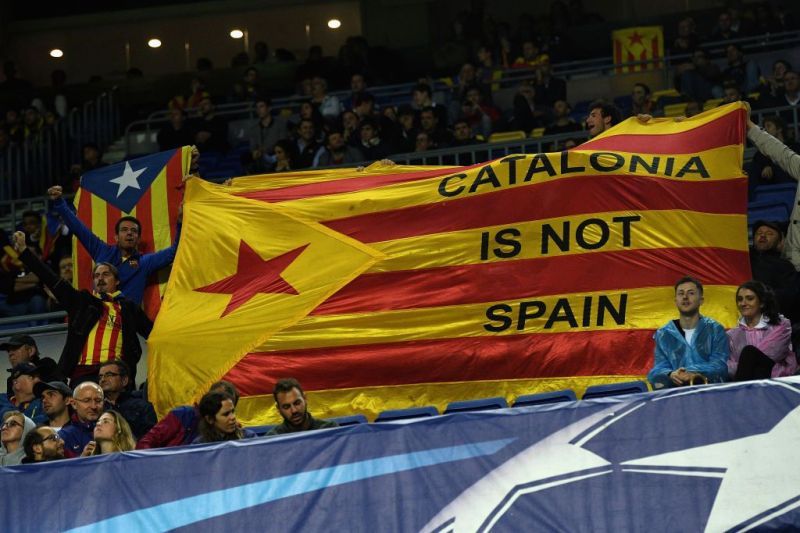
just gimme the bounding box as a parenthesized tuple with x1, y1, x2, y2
(49, 49, 64, 58)
(148, 38, 162, 48)
(230, 29, 244, 39)
(327, 19, 342, 29)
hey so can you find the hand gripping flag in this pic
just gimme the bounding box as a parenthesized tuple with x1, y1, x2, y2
(73, 147, 191, 318)
(151, 103, 750, 425)
(147, 179, 382, 417)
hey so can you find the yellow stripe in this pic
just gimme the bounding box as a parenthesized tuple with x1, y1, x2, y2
(91, 193, 108, 243)
(97, 302, 117, 363)
(274, 145, 744, 223)
(369, 210, 748, 273)
(234, 375, 647, 425)
(259, 285, 739, 351)
(589, 101, 744, 139)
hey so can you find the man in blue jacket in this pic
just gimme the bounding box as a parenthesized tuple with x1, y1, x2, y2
(648, 276, 729, 389)
(46, 185, 180, 306)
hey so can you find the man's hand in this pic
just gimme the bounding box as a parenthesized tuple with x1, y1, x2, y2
(12, 231, 27, 253)
(177, 200, 184, 223)
(47, 185, 63, 201)
(762, 166, 774, 180)
(743, 101, 757, 131)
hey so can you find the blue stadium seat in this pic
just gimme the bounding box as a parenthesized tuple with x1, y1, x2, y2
(328, 414, 368, 426)
(512, 389, 577, 407)
(444, 397, 508, 414)
(581, 380, 648, 400)
(375, 406, 439, 422)
(246, 424, 275, 436)
(747, 200, 789, 225)
(752, 183, 796, 214)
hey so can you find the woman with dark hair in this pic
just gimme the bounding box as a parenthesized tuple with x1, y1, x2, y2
(727, 280, 798, 381)
(271, 139, 298, 173)
(193, 391, 255, 444)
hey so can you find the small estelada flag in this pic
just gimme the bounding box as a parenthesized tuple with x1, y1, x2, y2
(612, 26, 664, 74)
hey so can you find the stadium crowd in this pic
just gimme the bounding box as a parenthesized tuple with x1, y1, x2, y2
(1, 1, 800, 465)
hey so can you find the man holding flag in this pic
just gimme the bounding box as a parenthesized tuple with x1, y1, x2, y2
(46, 146, 192, 308)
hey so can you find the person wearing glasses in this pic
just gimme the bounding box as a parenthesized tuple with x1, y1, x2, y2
(22, 426, 65, 463)
(58, 382, 104, 458)
(98, 360, 155, 439)
(90, 410, 136, 455)
(1, 411, 36, 466)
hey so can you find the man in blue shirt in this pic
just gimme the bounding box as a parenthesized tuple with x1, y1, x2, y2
(648, 276, 729, 389)
(46, 185, 181, 305)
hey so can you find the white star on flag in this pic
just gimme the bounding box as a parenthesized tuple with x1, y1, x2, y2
(109, 161, 146, 197)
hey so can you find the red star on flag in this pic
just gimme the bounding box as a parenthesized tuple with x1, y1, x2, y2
(195, 241, 308, 317)
(628, 31, 644, 45)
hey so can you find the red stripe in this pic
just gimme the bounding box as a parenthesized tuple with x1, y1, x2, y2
(138, 187, 155, 254)
(312, 247, 750, 315)
(76, 192, 95, 293)
(165, 148, 184, 224)
(238, 166, 462, 202)
(652, 37, 660, 68)
(322, 175, 747, 244)
(581, 109, 746, 154)
(223, 330, 655, 395)
(106, 205, 121, 248)
(89, 307, 108, 365)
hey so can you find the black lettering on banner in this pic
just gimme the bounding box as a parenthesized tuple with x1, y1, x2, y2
(612, 215, 641, 246)
(523, 154, 557, 182)
(575, 218, 610, 250)
(517, 301, 546, 330)
(597, 294, 627, 325)
(469, 165, 501, 193)
(484, 304, 513, 332)
(589, 152, 625, 172)
(501, 155, 527, 186)
(544, 298, 578, 329)
(560, 151, 585, 174)
(480, 228, 522, 260)
(541, 221, 570, 254)
(630, 155, 660, 174)
(675, 156, 710, 178)
(438, 173, 466, 197)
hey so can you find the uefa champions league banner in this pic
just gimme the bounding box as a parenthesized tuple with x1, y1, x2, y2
(4, 379, 800, 532)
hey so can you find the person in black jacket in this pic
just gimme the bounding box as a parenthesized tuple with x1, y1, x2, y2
(99, 360, 156, 439)
(2, 334, 64, 396)
(12, 231, 152, 387)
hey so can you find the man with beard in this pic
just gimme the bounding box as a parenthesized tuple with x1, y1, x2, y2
(267, 378, 338, 435)
(22, 426, 65, 463)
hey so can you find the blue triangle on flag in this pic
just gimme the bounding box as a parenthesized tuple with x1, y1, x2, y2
(80, 149, 178, 213)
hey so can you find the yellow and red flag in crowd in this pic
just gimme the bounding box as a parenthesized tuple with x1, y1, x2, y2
(613, 26, 664, 73)
(72, 147, 191, 319)
(149, 103, 749, 424)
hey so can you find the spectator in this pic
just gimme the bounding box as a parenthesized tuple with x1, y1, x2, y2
(395, 106, 417, 153)
(33, 380, 72, 430)
(452, 62, 483, 104)
(294, 118, 320, 169)
(191, 95, 229, 154)
(2, 334, 63, 394)
(630, 83, 654, 116)
(773, 70, 799, 110)
(295, 101, 325, 136)
(193, 390, 255, 443)
(722, 44, 760, 95)
(64, 142, 107, 192)
(711, 10, 739, 41)
(313, 128, 363, 167)
(59, 381, 103, 458)
(0, 232, 48, 320)
(0, 411, 35, 466)
(99, 360, 155, 439)
(727, 280, 797, 381)
(21, 426, 65, 463)
(352, 92, 377, 122)
(475, 45, 498, 86)
(7, 363, 47, 424)
(271, 139, 298, 173)
(720, 79, 746, 104)
(266, 378, 337, 435)
(758, 60, 792, 102)
(91, 410, 136, 454)
(750, 116, 799, 188)
(241, 67, 262, 101)
(647, 276, 729, 389)
(534, 58, 567, 107)
(415, 131, 433, 152)
(157, 108, 194, 151)
(310, 77, 342, 118)
(358, 119, 393, 161)
(420, 106, 454, 148)
(452, 119, 480, 146)
(13, 231, 152, 385)
(48, 185, 181, 307)
(672, 17, 700, 57)
(509, 82, 547, 132)
(22, 107, 44, 143)
(511, 39, 548, 69)
(748, 221, 799, 323)
(341, 110, 361, 147)
(253, 41, 271, 64)
(585, 101, 621, 139)
(544, 100, 582, 135)
(678, 49, 722, 102)
(411, 83, 448, 127)
(137, 380, 239, 449)
(459, 86, 500, 138)
(246, 97, 289, 173)
(344, 73, 369, 110)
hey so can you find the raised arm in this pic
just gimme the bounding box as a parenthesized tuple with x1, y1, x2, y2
(13, 231, 76, 306)
(746, 107, 800, 181)
(48, 186, 111, 259)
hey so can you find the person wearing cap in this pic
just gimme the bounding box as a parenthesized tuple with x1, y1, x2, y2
(1, 410, 36, 466)
(22, 426, 65, 463)
(6, 363, 47, 424)
(34, 380, 72, 430)
(99, 360, 155, 439)
(11, 231, 152, 387)
(59, 381, 104, 458)
(2, 334, 63, 395)
(749, 220, 800, 323)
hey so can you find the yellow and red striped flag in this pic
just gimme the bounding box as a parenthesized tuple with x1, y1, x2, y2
(73, 147, 190, 318)
(150, 103, 750, 424)
(613, 26, 664, 73)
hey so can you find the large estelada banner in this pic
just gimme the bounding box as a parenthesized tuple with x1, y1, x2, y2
(148, 103, 749, 424)
(3, 380, 799, 531)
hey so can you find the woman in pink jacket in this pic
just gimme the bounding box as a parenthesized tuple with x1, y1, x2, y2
(727, 280, 798, 380)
